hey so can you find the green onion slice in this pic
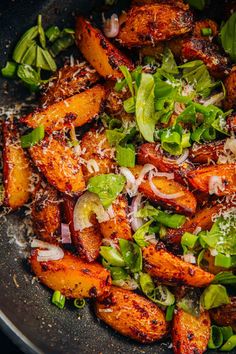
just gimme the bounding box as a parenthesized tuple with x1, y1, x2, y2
(52, 290, 65, 309)
(21, 126, 45, 148)
(74, 298, 86, 309)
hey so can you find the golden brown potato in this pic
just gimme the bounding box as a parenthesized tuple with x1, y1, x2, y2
(117, 4, 193, 47)
(41, 62, 100, 106)
(94, 286, 168, 343)
(29, 136, 85, 194)
(223, 67, 236, 110)
(143, 245, 215, 287)
(63, 196, 102, 262)
(187, 164, 236, 196)
(132, 0, 188, 9)
(80, 129, 116, 183)
(30, 250, 111, 298)
(172, 309, 211, 354)
(75, 17, 133, 79)
(130, 166, 196, 216)
(99, 195, 132, 241)
(21, 85, 105, 132)
(2, 120, 33, 209)
(209, 297, 236, 332)
(189, 140, 225, 164)
(181, 38, 229, 79)
(30, 183, 61, 243)
(193, 19, 218, 40)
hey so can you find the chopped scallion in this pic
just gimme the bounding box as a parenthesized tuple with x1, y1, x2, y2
(1, 61, 18, 78)
(201, 27, 212, 36)
(166, 304, 175, 321)
(52, 290, 65, 309)
(74, 298, 86, 309)
(116, 144, 135, 167)
(20, 126, 45, 148)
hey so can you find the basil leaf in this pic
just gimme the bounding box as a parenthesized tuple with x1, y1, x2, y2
(221, 11, 236, 62)
(87, 174, 126, 208)
(200, 284, 230, 310)
(106, 130, 125, 147)
(136, 73, 156, 142)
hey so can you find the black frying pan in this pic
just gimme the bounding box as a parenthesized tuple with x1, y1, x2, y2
(0, 1, 232, 353)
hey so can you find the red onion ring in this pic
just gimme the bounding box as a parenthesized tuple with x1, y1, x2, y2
(31, 239, 64, 262)
(148, 172, 184, 200)
(61, 223, 71, 244)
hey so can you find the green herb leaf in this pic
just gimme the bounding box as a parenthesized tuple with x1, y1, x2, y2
(116, 144, 135, 167)
(100, 246, 125, 267)
(200, 284, 230, 310)
(20, 126, 45, 148)
(123, 96, 135, 113)
(119, 65, 134, 96)
(87, 174, 126, 208)
(161, 48, 179, 75)
(45, 26, 61, 42)
(119, 239, 142, 273)
(1, 61, 18, 78)
(220, 11, 236, 62)
(161, 130, 182, 155)
(106, 130, 125, 147)
(133, 221, 152, 247)
(136, 73, 156, 142)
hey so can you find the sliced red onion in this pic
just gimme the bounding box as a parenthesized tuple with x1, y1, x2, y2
(148, 172, 184, 200)
(224, 137, 236, 156)
(31, 239, 64, 262)
(209, 176, 225, 195)
(103, 14, 119, 38)
(120, 167, 137, 196)
(163, 149, 189, 165)
(61, 223, 71, 244)
(153, 171, 174, 180)
(130, 193, 144, 232)
(136, 164, 156, 187)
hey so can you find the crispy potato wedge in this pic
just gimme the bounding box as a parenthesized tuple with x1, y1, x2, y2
(172, 309, 211, 354)
(130, 166, 196, 216)
(30, 250, 111, 298)
(223, 67, 236, 110)
(181, 38, 229, 78)
(193, 19, 218, 40)
(2, 120, 33, 209)
(132, 0, 188, 9)
(80, 129, 116, 183)
(187, 164, 236, 196)
(21, 85, 105, 132)
(31, 183, 61, 243)
(75, 17, 133, 79)
(99, 195, 132, 241)
(29, 136, 85, 194)
(64, 196, 102, 262)
(165, 201, 225, 246)
(209, 297, 236, 332)
(94, 286, 168, 343)
(189, 140, 225, 164)
(143, 245, 214, 287)
(41, 62, 100, 106)
(137, 143, 190, 185)
(117, 4, 193, 47)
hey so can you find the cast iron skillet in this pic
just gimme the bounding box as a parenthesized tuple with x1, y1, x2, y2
(0, 1, 228, 353)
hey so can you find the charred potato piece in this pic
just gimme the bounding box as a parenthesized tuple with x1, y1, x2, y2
(223, 67, 236, 110)
(29, 136, 85, 194)
(131, 0, 188, 10)
(172, 309, 211, 354)
(209, 297, 236, 332)
(193, 19, 218, 40)
(41, 62, 100, 106)
(189, 140, 225, 164)
(64, 196, 102, 262)
(75, 17, 133, 79)
(2, 120, 33, 209)
(100, 195, 132, 241)
(117, 4, 193, 47)
(181, 38, 229, 79)
(187, 164, 236, 196)
(94, 286, 168, 343)
(30, 250, 111, 298)
(80, 129, 116, 183)
(31, 183, 61, 243)
(21, 85, 105, 132)
(143, 245, 215, 287)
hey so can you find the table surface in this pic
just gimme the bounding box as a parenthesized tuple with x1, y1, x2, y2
(0, 330, 22, 354)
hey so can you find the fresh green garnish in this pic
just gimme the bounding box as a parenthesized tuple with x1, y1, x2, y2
(201, 28, 212, 36)
(20, 126, 45, 148)
(181, 232, 199, 250)
(177, 289, 200, 317)
(51, 290, 65, 309)
(208, 326, 224, 349)
(74, 298, 86, 309)
(133, 221, 153, 247)
(116, 144, 135, 167)
(45, 26, 60, 42)
(119, 239, 142, 273)
(220, 11, 236, 62)
(213, 271, 236, 285)
(220, 335, 236, 351)
(166, 304, 175, 321)
(200, 284, 230, 310)
(87, 174, 126, 208)
(1, 61, 17, 78)
(100, 246, 125, 267)
(109, 266, 129, 281)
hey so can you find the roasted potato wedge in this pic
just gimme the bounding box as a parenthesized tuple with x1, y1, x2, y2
(189, 140, 225, 164)
(75, 17, 133, 79)
(223, 67, 236, 110)
(131, 0, 188, 9)
(30, 250, 111, 298)
(165, 201, 226, 246)
(31, 183, 61, 243)
(181, 38, 229, 78)
(117, 4, 193, 47)
(80, 129, 116, 183)
(187, 164, 236, 196)
(193, 19, 218, 40)
(21, 85, 105, 132)
(143, 245, 215, 287)
(172, 309, 211, 354)
(2, 120, 33, 209)
(99, 195, 132, 241)
(130, 166, 196, 215)
(29, 136, 85, 194)
(64, 196, 102, 262)
(41, 62, 100, 106)
(209, 297, 236, 332)
(94, 286, 168, 343)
